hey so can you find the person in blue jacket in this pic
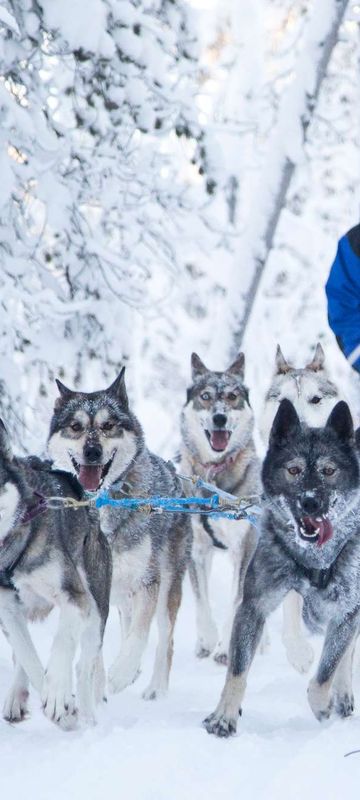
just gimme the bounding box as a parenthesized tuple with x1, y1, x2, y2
(326, 224, 360, 372)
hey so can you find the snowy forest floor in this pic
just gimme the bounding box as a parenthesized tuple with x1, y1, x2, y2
(1, 553, 360, 799)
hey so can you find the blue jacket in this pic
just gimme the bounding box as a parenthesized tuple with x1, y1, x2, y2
(326, 224, 360, 372)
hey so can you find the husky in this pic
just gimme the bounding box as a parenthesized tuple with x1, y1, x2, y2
(261, 343, 341, 444)
(261, 343, 342, 675)
(47, 369, 192, 700)
(0, 421, 111, 730)
(204, 399, 360, 737)
(180, 352, 260, 664)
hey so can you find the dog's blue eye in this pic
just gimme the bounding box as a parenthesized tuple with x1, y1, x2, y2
(201, 392, 211, 401)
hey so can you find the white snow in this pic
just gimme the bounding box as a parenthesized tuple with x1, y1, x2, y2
(1, 561, 360, 799)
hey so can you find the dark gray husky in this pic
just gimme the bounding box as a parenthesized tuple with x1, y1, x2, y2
(204, 399, 360, 736)
(48, 369, 192, 700)
(0, 422, 111, 729)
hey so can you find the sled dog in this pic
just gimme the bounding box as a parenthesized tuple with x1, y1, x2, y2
(48, 369, 192, 700)
(204, 399, 360, 736)
(180, 352, 260, 664)
(0, 422, 111, 729)
(261, 343, 342, 674)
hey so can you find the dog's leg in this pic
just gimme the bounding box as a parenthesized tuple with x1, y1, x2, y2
(119, 595, 132, 641)
(42, 598, 87, 731)
(204, 598, 266, 736)
(94, 651, 107, 705)
(143, 573, 183, 701)
(204, 552, 288, 737)
(189, 520, 218, 658)
(108, 582, 159, 694)
(307, 614, 359, 721)
(282, 590, 314, 674)
(0, 589, 43, 692)
(333, 637, 356, 718)
(76, 606, 103, 725)
(213, 525, 257, 666)
(3, 657, 29, 722)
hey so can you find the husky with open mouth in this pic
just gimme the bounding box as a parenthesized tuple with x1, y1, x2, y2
(260, 343, 343, 675)
(204, 399, 360, 737)
(0, 421, 111, 730)
(180, 352, 260, 664)
(48, 369, 192, 699)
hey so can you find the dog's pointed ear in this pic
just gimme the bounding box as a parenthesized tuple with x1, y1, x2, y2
(275, 345, 292, 375)
(0, 419, 13, 461)
(55, 379, 75, 398)
(325, 401, 354, 442)
(269, 399, 301, 446)
(107, 367, 128, 409)
(191, 353, 208, 381)
(227, 352, 245, 378)
(306, 342, 325, 372)
(54, 379, 75, 409)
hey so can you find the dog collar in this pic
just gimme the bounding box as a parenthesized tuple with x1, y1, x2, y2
(200, 449, 246, 480)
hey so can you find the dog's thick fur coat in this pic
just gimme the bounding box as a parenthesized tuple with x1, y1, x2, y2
(204, 399, 360, 736)
(0, 424, 111, 729)
(180, 352, 260, 663)
(48, 370, 192, 699)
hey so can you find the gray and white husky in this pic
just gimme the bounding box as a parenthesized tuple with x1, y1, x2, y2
(0, 421, 111, 729)
(204, 399, 360, 737)
(180, 352, 260, 664)
(261, 343, 342, 674)
(48, 369, 192, 700)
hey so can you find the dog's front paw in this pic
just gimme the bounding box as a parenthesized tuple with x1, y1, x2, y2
(335, 691, 354, 718)
(3, 687, 29, 723)
(285, 636, 314, 675)
(203, 710, 239, 738)
(142, 683, 167, 701)
(108, 660, 141, 694)
(307, 678, 332, 721)
(195, 626, 218, 660)
(41, 672, 78, 731)
(213, 649, 228, 666)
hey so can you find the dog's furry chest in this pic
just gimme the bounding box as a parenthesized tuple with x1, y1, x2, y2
(110, 538, 153, 602)
(300, 561, 360, 634)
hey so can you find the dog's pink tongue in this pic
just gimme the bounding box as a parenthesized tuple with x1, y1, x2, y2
(79, 465, 102, 492)
(317, 517, 333, 546)
(307, 515, 333, 546)
(210, 431, 230, 452)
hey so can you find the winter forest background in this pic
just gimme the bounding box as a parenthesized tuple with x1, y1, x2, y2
(1, 3, 360, 798)
(1, 0, 359, 455)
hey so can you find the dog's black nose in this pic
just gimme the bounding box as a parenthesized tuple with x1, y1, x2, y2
(83, 443, 102, 463)
(213, 413, 227, 428)
(300, 494, 321, 515)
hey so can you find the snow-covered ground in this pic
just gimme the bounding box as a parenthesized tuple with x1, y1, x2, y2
(1, 555, 360, 799)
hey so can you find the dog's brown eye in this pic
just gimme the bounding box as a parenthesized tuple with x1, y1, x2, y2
(201, 392, 211, 402)
(323, 465, 336, 477)
(70, 421, 83, 433)
(310, 396, 321, 404)
(227, 392, 238, 402)
(102, 421, 115, 432)
(287, 465, 302, 476)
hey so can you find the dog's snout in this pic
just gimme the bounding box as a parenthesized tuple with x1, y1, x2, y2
(300, 493, 321, 515)
(213, 413, 227, 429)
(83, 443, 102, 463)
